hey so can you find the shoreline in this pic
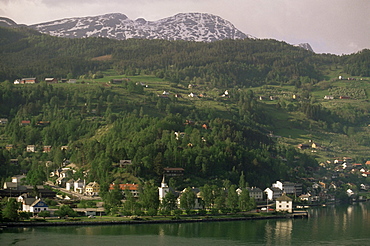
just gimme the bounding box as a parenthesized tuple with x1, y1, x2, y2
(0, 212, 308, 228)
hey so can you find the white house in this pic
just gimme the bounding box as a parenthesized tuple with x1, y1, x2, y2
(265, 187, 283, 201)
(18, 196, 49, 213)
(275, 193, 293, 213)
(74, 178, 85, 193)
(66, 179, 75, 191)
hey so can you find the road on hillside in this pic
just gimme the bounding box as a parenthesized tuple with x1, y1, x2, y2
(44, 181, 101, 200)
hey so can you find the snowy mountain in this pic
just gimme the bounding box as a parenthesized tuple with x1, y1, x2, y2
(295, 43, 314, 52)
(29, 13, 254, 41)
(1, 13, 315, 51)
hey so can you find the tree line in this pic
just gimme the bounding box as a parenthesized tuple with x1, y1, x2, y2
(2, 25, 367, 89)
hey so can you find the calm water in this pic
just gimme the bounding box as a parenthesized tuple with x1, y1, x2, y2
(1, 202, 370, 246)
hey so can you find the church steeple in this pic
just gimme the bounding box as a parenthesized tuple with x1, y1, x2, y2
(161, 175, 167, 187)
(159, 175, 169, 201)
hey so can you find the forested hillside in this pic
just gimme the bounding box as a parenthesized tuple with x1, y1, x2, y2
(0, 26, 369, 191)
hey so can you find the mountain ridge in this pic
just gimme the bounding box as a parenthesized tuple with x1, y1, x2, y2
(29, 12, 253, 42)
(1, 13, 314, 51)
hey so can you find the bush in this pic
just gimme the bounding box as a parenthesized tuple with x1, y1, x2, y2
(44, 198, 58, 207)
(172, 209, 183, 216)
(171, 216, 181, 220)
(146, 208, 157, 217)
(197, 209, 207, 216)
(121, 210, 132, 216)
(210, 208, 219, 215)
(159, 209, 171, 217)
(38, 210, 50, 219)
(55, 205, 78, 218)
(133, 209, 145, 216)
(19, 212, 32, 220)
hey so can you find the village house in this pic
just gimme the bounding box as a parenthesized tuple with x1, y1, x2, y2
(297, 143, 310, 150)
(275, 193, 293, 213)
(119, 160, 132, 168)
(21, 120, 31, 126)
(299, 194, 311, 202)
(18, 195, 49, 213)
(246, 187, 264, 200)
(66, 179, 75, 191)
(45, 78, 58, 83)
(110, 79, 123, 84)
(85, 181, 100, 196)
(0, 118, 8, 124)
(12, 175, 26, 184)
(6, 144, 14, 151)
(74, 178, 86, 194)
(272, 180, 302, 196)
(61, 146, 69, 151)
(264, 187, 283, 201)
(21, 78, 38, 84)
(361, 171, 370, 177)
(36, 121, 50, 126)
(177, 187, 204, 210)
(163, 167, 184, 177)
(311, 142, 321, 149)
(56, 176, 68, 187)
(174, 131, 185, 140)
(26, 145, 36, 152)
(52, 168, 71, 178)
(43, 145, 52, 153)
(221, 90, 229, 97)
(324, 95, 334, 99)
(110, 183, 140, 198)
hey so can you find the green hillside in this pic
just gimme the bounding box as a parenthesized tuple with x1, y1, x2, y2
(0, 26, 370, 192)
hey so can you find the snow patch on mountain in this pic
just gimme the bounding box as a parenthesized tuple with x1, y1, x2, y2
(295, 43, 314, 52)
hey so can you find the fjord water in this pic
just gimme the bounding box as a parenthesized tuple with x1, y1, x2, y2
(2, 202, 370, 246)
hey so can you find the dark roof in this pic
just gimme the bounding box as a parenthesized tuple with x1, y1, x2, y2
(164, 167, 184, 171)
(276, 193, 293, 201)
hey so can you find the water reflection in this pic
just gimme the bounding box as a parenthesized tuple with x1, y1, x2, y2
(2, 203, 370, 246)
(264, 219, 292, 245)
